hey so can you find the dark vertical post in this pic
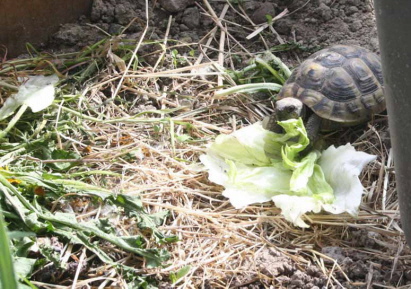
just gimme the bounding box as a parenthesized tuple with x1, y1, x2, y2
(374, 0, 411, 245)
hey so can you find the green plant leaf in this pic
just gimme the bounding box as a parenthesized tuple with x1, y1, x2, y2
(0, 211, 18, 289)
(170, 265, 191, 284)
(49, 149, 80, 171)
(13, 257, 36, 278)
(138, 210, 169, 229)
(176, 134, 192, 143)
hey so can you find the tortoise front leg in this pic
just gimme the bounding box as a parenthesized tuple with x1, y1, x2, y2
(305, 113, 322, 148)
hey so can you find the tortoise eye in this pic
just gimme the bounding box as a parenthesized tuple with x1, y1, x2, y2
(287, 105, 296, 113)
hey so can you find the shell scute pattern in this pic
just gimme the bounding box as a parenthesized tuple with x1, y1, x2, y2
(277, 45, 385, 124)
(346, 100, 363, 114)
(312, 96, 334, 120)
(361, 52, 384, 84)
(299, 88, 325, 108)
(361, 93, 378, 109)
(374, 90, 385, 104)
(342, 58, 380, 95)
(297, 62, 328, 90)
(331, 102, 346, 120)
(313, 51, 346, 68)
(320, 67, 360, 101)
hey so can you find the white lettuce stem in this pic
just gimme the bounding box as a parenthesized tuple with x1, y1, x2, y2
(214, 83, 282, 97)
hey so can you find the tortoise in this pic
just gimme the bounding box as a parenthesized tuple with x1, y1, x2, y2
(264, 44, 385, 144)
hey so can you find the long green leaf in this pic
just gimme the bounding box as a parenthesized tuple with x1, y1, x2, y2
(0, 210, 18, 289)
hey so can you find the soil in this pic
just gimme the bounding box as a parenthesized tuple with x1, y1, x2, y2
(221, 227, 410, 289)
(277, 0, 378, 51)
(237, 247, 327, 288)
(49, 0, 379, 66)
(40, 0, 401, 288)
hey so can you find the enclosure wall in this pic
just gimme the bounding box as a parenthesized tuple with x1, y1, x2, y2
(0, 0, 93, 57)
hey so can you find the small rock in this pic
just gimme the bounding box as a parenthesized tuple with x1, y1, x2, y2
(108, 24, 123, 35)
(349, 20, 362, 32)
(345, 6, 359, 16)
(316, 0, 331, 4)
(243, 1, 257, 11)
(275, 19, 293, 34)
(200, 13, 214, 27)
(182, 7, 200, 29)
(179, 35, 193, 43)
(159, 0, 195, 13)
(347, 0, 361, 5)
(251, 2, 276, 24)
(290, 279, 304, 287)
(316, 3, 333, 21)
(179, 24, 189, 32)
(91, 0, 114, 23)
(331, 8, 340, 16)
(321, 246, 346, 263)
(115, 4, 138, 25)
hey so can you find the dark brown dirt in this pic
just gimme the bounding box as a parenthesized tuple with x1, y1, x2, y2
(276, 0, 378, 52)
(48, 0, 379, 66)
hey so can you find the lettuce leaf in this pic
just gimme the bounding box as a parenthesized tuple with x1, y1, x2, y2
(206, 123, 272, 166)
(200, 120, 376, 227)
(0, 75, 58, 120)
(319, 144, 377, 216)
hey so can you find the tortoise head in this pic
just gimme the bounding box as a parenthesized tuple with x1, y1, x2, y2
(275, 97, 304, 121)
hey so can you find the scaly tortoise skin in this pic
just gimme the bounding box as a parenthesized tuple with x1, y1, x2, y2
(266, 44, 385, 134)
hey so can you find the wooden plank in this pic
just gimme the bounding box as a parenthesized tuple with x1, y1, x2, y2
(0, 0, 93, 57)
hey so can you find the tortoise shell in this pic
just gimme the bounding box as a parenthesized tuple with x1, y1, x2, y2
(277, 45, 385, 124)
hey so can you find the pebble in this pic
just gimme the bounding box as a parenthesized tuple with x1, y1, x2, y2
(158, 0, 194, 13)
